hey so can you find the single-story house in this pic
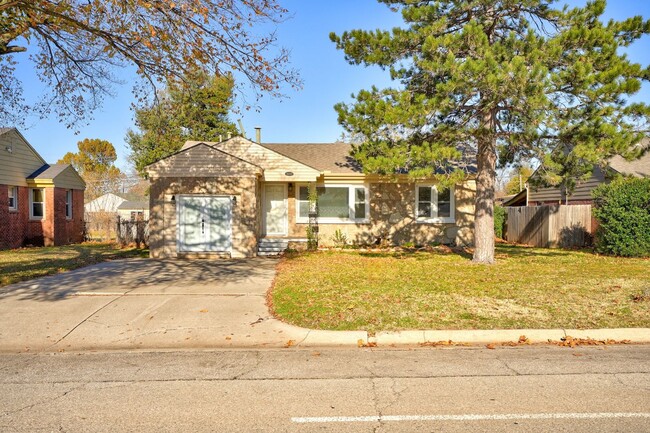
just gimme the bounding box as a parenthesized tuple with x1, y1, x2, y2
(146, 135, 476, 258)
(117, 200, 149, 221)
(504, 140, 650, 207)
(84, 192, 126, 214)
(0, 127, 85, 249)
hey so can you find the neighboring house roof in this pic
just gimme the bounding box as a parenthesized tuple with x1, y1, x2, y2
(26, 163, 86, 189)
(84, 193, 127, 213)
(117, 200, 148, 211)
(502, 189, 528, 206)
(27, 164, 70, 179)
(608, 139, 650, 178)
(0, 127, 12, 135)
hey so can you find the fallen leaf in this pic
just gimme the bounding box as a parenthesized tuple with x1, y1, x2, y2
(486, 343, 496, 350)
(199, 309, 208, 313)
(284, 339, 295, 348)
(225, 336, 232, 340)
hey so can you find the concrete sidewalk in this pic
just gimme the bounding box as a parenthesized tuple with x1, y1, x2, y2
(0, 257, 647, 353)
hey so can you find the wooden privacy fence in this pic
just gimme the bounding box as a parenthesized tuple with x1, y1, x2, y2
(505, 205, 592, 248)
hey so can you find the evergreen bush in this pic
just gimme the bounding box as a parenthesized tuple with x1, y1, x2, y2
(592, 178, 650, 257)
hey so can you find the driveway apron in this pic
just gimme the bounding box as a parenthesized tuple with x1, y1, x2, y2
(0, 258, 315, 352)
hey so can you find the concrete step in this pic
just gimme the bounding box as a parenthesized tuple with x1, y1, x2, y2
(257, 251, 283, 256)
(258, 246, 286, 252)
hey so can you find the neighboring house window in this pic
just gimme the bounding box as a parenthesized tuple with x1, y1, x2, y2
(8, 186, 17, 211)
(415, 184, 455, 223)
(30, 188, 45, 219)
(296, 184, 369, 223)
(130, 211, 136, 222)
(65, 190, 73, 219)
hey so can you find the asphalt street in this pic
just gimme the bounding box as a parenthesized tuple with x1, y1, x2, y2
(1, 345, 649, 432)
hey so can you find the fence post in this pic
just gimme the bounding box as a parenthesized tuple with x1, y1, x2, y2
(116, 216, 122, 247)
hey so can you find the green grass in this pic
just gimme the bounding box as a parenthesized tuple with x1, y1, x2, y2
(270, 245, 650, 332)
(0, 242, 148, 287)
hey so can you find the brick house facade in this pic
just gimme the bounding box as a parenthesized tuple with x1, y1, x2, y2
(0, 128, 85, 249)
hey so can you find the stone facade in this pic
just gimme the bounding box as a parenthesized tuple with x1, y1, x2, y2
(285, 180, 475, 247)
(148, 176, 259, 258)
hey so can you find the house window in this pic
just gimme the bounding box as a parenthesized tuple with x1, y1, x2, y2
(30, 188, 44, 220)
(415, 184, 455, 223)
(8, 186, 17, 211)
(65, 190, 73, 219)
(297, 184, 369, 223)
(130, 211, 136, 222)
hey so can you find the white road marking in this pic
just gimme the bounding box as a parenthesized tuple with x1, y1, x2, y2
(292, 412, 650, 423)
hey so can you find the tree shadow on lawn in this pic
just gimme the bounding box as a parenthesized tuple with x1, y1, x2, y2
(285, 244, 597, 262)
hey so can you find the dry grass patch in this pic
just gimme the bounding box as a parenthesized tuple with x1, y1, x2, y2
(270, 245, 650, 332)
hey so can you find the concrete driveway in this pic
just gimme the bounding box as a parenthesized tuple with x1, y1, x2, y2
(0, 258, 365, 352)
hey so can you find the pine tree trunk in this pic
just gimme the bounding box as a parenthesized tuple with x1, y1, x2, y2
(472, 113, 497, 264)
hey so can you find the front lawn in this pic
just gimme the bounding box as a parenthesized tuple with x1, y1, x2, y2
(270, 245, 650, 332)
(0, 243, 148, 287)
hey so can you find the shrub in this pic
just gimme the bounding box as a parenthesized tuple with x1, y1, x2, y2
(331, 229, 348, 248)
(592, 177, 650, 257)
(494, 205, 507, 239)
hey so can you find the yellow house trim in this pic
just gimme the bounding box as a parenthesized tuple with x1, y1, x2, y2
(26, 179, 54, 188)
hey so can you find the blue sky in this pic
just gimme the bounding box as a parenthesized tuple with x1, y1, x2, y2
(12, 0, 650, 171)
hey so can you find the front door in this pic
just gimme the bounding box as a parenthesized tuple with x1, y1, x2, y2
(178, 196, 232, 252)
(264, 184, 287, 236)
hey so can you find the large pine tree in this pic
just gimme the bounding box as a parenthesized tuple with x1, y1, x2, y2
(331, 0, 650, 263)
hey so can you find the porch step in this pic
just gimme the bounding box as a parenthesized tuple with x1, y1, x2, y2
(257, 238, 307, 256)
(257, 238, 289, 256)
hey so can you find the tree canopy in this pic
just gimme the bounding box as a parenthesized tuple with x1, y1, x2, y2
(59, 138, 124, 200)
(331, 0, 650, 263)
(126, 70, 238, 176)
(504, 165, 534, 195)
(0, 0, 300, 128)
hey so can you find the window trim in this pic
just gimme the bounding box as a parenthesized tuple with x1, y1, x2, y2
(29, 188, 45, 220)
(296, 183, 370, 224)
(8, 186, 18, 211)
(65, 190, 73, 219)
(415, 184, 455, 224)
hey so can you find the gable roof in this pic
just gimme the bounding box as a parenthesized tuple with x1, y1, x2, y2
(117, 200, 148, 211)
(153, 136, 478, 179)
(608, 138, 650, 178)
(27, 163, 86, 189)
(261, 142, 362, 174)
(146, 142, 263, 178)
(85, 193, 127, 212)
(27, 164, 70, 180)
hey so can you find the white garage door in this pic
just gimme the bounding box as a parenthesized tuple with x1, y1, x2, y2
(178, 196, 232, 252)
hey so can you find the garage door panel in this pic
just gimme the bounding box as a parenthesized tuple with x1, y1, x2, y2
(179, 196, 231, 253)
(205, 197, 231, 252)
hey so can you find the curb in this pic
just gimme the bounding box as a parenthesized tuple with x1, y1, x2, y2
(370, 328, 650, 347)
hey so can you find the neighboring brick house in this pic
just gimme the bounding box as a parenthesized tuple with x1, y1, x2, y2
(146, 135, 477, 258)
(0, 128, 86, 249)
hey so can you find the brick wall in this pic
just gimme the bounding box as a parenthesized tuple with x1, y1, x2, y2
(53, 188, 85, 245)
(0, 185, 30, 249)
(0, 185, 84, 249)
